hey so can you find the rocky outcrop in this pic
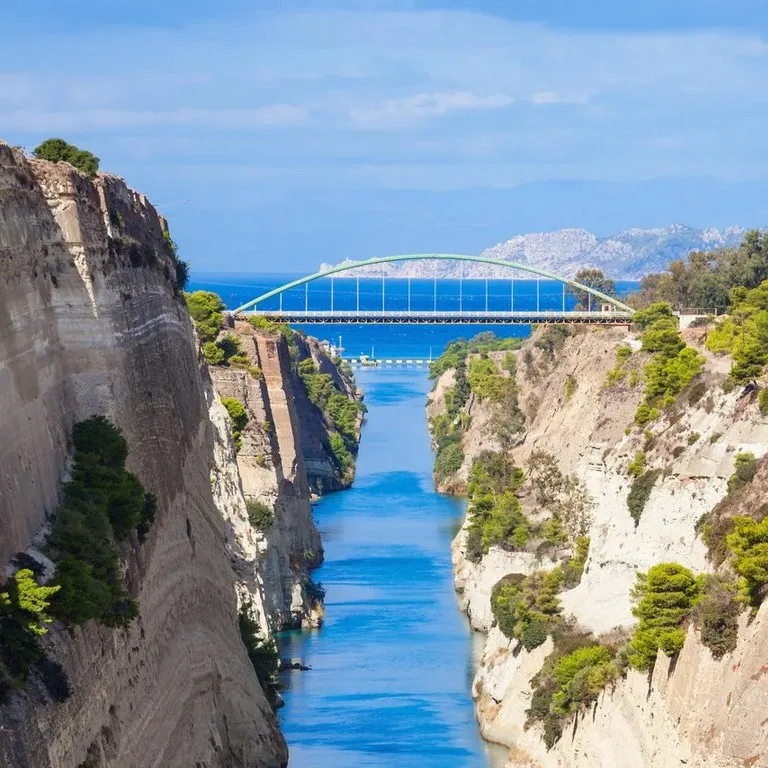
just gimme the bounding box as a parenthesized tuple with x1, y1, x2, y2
(431, 324, 768, 767)
(0, 144, 286, 767)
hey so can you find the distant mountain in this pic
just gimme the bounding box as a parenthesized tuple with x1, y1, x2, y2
(320, 224, 747, 279)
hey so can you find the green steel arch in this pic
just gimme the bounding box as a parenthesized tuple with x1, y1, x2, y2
(230, 254, 634, 315)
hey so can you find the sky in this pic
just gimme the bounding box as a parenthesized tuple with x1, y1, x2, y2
(2, 0, 768, 273)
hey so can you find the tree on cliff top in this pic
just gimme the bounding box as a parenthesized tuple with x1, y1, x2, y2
(568, 268, 616, 310)
(33, 138, 100, 176)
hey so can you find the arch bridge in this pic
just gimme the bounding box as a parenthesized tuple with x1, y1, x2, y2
(231, 254, 634, 324)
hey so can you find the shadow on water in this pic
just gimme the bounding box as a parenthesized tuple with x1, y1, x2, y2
(277, 368, 508, 768)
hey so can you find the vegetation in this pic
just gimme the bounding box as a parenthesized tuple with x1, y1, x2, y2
(562, 536, 590, 589)
(627, 469, 661, 527)
(429, 332, 522, 380)
(185, 291, 225, 343)
(238, 602, 280, 708)
(465, 452, 527, 560)
(296, 357, 363, 480)
(564, 374, 577, 401)
(0, 568, 67, 702)
(726, 516, 768, 607)
(568, 268, 616, 309)
(705, 280, 768, 383)
(45, 417, 152, 629)
(247, 315, 296, 347)
(692, 575, 741, 659)
(628, 563, 701, 670)
(527, 451, 594, 546)
(162, 230, 190, 291)
(221, 397, 249, 451)
(526, 627, 626, 749)
(246, 499, 274, 531)
(632, 304, 705, 425)
(604, 344, 634, 387)
(728, 452, 757, 493)
(627, 451, 646, 477)
(630, 230, 768, 311)
(490, 569, 565, 650)
(33, 138, 100, 176)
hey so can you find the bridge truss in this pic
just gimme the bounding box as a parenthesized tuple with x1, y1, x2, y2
(231, 254, 634, 324)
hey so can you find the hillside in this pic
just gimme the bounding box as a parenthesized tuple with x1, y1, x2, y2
(321, 224, 746, 279)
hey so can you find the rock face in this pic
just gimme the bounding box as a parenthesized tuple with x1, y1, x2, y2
(321, 224, 746, 279)
(430, 324, 768, 767)
(0, 144, 287, 767)
(208, 325, 361, 630)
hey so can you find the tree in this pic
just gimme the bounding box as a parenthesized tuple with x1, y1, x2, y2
(628, 563, 701, 670)
(33, 138, 100, 176)
(570, 268, 616, 310)
(185, 291, 225, 343)
(726, 516, 768, 606)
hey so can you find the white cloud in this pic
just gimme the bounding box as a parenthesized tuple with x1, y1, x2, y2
(348, 91, 514, 127)
(530, 90, 591, 105)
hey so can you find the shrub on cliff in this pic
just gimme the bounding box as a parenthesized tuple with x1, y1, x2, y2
(692, 575, 741, 658)
(727, 452, 757, 493)
(238, 603, 280, 708)
(0, 569, 60, 677)
(491, 568, 564, 650)
(627, 468, 661, 526)
(222, 397, 249, 451)
(185, 291, 225, 343)
(46, 417, 152, 630)
(628, 563, 701, 670)
(726, 516, 768, 607)
(33, 138, 100, 176)
(246, 499, 274, 531)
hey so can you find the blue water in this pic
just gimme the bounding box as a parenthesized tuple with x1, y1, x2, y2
(189, 272, 638, 359)
(276, 368, 506, 768)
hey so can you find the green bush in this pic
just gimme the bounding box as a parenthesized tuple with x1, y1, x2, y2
(246, 499, 274, 531)
(627, 469, 661, 526)
(688, 432, 700, 445)
(46, 417, 150, 629)
(467, 355, 516, 402)
(550, 645, 618, 716)
(727, 452, 757, 493)
(692, 575, 741, 658)
(434, 440, 464, 482)
(222, 397, 249, 451)
(185, 291, 225, 343)
(726, 516, 768, 606)
(628, 563, 701, 670)
(490, 568, 564, 649)
(562, 537, 590, 588)
(203, 341, 226, 365)
(0, 569, 60, 678)
(238, 603, 280, 708)
(33, 138, 100, 176)
(627, 451, 646, 477)
(564, 374, 577, 401)
(429, 332, 522, 380)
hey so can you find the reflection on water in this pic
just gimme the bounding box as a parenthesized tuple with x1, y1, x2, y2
(277, 368, 507, 768)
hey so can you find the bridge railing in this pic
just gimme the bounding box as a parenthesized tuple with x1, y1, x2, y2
(246, 309, 634, 319)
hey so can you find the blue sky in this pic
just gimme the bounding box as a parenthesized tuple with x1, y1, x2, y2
(3, 0, 768, 272)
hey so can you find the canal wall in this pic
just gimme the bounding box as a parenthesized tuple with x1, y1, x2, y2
(429, 324, 768, 767)
(0, 143, 290, 767)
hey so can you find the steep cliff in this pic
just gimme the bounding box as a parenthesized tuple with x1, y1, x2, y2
(0, 144, 287, 767)
(429, 324, 768, 767)
(207, 322, 362, 630)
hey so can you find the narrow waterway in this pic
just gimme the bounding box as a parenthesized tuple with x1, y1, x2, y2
(277, 367, 506, 768)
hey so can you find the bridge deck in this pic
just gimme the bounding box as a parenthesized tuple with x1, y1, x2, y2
(245, 310, 633, 325)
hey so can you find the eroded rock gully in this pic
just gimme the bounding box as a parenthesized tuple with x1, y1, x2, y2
(429, 325, 768, 767)
(0, 143, 357, 767)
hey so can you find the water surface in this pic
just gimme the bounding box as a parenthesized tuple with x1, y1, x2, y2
(277, 368, 506, 768)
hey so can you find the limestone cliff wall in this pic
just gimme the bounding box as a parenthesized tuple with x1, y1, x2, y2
(0, 144, 286, 767)
(430, 325, 768, 767)
(208, 322, 362, 629)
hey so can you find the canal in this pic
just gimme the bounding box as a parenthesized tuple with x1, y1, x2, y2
(277, 367, 506, 768)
